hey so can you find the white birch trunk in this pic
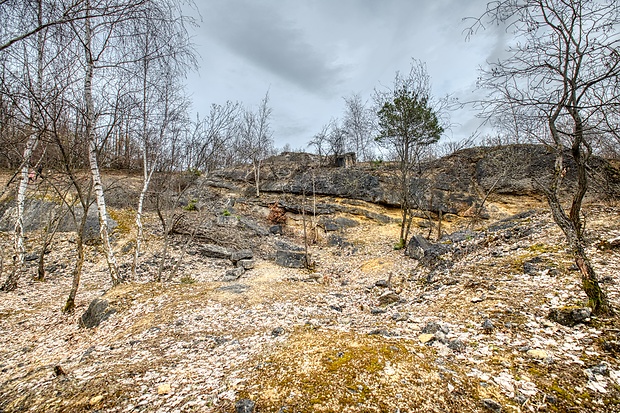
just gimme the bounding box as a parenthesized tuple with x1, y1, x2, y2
(84, 11, 120, 285)
(1, 0, 44, 291)
(132, 159, 155, 278)
(1, 135, 39, 291)
(254, 158, 261, 197)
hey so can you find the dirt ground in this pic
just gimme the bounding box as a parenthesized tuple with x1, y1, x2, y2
(0, 183, 620, 412)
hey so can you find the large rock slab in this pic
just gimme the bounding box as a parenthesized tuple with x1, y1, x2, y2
(406, 235, 448, 261)
(81, 298, 117, 328)
(275, 249, 309, 269)
(231, 249, 253, 264)
(0, 199, 117, 243)
(197, 244, 232, 260)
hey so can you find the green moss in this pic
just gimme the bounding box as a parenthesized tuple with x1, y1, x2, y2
(527, 243, 559, 253)
(109, 208, 134, 235)
(184, 199, 198, 211)
(180, 275, 196, 284)
(393, 239, 406, 250)
(325, 351, 353, 371)
(243, 331, 420, 411)
(550, 383, 572, 399)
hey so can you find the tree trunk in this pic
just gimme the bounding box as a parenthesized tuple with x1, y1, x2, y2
(254, 159, 261, 197)
(546, 192, 611, 315)
(132, 55, 153, 279)
(36, 207, 63, 282)
(63, 204, 88, 313)
(63, 231, 84, 313)
(1, 134, 38, 291)
(132, 177, 149, 278)
(83, 13, 120, 285)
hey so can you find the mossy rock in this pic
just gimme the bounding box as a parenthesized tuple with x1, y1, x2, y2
(548, 306, 591, 327)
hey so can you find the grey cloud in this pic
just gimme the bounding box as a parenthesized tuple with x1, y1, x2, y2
(201, 0, 344, 94)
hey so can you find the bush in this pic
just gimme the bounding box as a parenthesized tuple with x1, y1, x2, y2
(267, 202, 287, 224)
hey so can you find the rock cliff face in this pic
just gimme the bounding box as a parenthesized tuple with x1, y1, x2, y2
(208, 145, 620, 216)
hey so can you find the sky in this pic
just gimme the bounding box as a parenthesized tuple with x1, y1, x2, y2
(186, 0, 503, 150)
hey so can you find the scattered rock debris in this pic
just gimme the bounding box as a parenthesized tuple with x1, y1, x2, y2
(0, 200, 619, 412)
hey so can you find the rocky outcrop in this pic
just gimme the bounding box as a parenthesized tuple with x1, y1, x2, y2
(0, 199, 117, 242)
(206, 145, 620, 217)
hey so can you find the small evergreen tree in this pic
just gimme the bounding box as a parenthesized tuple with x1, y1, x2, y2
(375, 61, 443, 247)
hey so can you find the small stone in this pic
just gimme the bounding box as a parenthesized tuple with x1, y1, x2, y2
(527, 349, 548, 360)
(238, 259, 255, 270)
(80, 298, 117, 328)
(235, 399, 256, 413)
(434, 331, 449, 344)
(378, 291, 400, 305)
(223, 267, 245, 281)
(375, 279, 390, 288)
(370, 308, 386, 315)
(471, 296, 484, 303)
(514, 394, 527, 405)
(231, 249, 253, 263)
(157, 383, 171, 395)
(89, 395, 104, 405)
(392, 313, 408, 322)
(482, 398, 502, 413)
(275, 249, 309, 268)
(448, 339, 466, 352)
(421, 321, 449, 335)
(523, 260, 539, 274)
(482, 318, 494, 333)
(269, 225, 283, 235)
(418, 334, 435, 344)
(271, 327, 285, 337)
(589, 363, 609, 376)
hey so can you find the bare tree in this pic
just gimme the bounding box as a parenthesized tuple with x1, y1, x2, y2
(342, 93, 375, 161)
(238, 91, 274, 197)
(127, 2, 194, 278)
(468, 0, 620, 314)
(189, 101, 241, 173)
(0, 0, 51, 291)
(307, 121, 333, 166)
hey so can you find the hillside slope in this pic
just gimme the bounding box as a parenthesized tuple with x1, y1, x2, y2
(0, 147, 619, 412)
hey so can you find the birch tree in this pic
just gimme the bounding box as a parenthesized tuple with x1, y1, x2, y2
(127, 1, 194, 278)
(0, 0, 49, 291)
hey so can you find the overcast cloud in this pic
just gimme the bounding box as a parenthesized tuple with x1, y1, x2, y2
(187, 0, 503, 149)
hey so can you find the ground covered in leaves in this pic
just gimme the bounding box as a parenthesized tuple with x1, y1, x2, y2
(1, 192, 620, 412)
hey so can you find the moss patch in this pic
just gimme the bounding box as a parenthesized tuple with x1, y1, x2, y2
(239, 329, 482, 412)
